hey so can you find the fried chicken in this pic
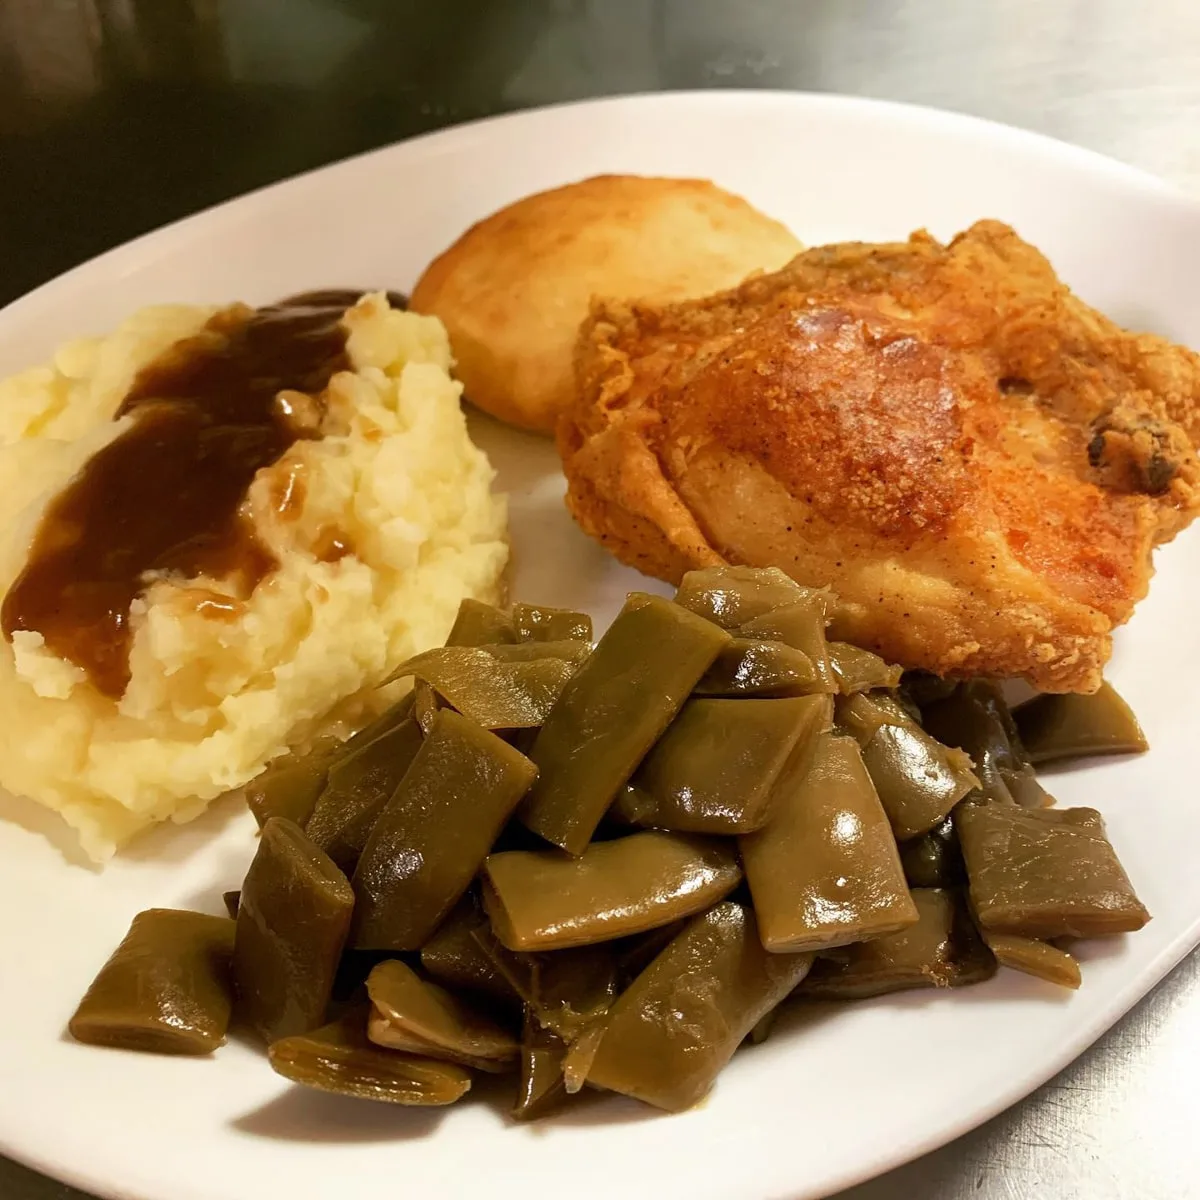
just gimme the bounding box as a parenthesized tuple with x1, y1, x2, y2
(560, 220, 1200, 691)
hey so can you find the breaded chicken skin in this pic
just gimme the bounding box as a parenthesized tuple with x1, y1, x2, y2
(561, 221, 1200, 691)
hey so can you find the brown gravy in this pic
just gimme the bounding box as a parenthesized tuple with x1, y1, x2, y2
(0, 292, 369, 698)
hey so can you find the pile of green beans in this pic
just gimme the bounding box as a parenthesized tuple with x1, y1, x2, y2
(68, 571, 1150, 1116)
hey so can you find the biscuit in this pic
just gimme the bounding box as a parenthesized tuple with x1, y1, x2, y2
(410, 175, 801, 433)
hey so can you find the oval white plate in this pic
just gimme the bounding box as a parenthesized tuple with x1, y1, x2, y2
(1, 92, 1199, 1200)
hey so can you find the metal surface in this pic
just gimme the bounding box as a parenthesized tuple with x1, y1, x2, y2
(1, 1, 1199, 1197)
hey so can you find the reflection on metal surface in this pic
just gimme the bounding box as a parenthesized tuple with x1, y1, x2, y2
(2, 1, 1200, 1198)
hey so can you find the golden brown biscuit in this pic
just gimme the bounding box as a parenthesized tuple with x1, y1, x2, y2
(410, 175, 801, 433)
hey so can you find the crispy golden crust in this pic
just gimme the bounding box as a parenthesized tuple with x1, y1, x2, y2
(561, 221, 1200, 691)
(410, 175, 801, 433)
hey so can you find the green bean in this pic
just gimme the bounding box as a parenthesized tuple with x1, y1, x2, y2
(674, 565, 821, 629)
(365, 959, 518, 1071)
(352, 709, 537, 951)
(513, 1012, 569, 1120)
(860, 722, 979, 840)
(446, 597, 517, 647)
(1014, 682, 1148, 764)
(741, 732, 917, 952)
(233, 817, 354, 1042)
(512, 602, 593, 643)
(694, 638, 821, 697)
(470, 926, 619, 1043)
(520, 594, 729, 854)
(899, 816, 964, 889)
(834, 691, 916, 743)
(242, 735, 341, 829)
(736, 597, 836, 692)
(922, 682, 1022, 804)
(419, 897, 520, 1005)
(797, 888, 995, 999)
(628, 695, 831, 834)
(269, 1010, 473, 1105)
(69, 909, 235, 1055)
(982, 931, 1081, 989)
(957, 803, 1150, 938)
(483, 831, 741, 951)
(581, 902, 814, 1112)
(388, 645, 584, 729)
(304, 717, 424, 874)
(827, 641, 903, 694)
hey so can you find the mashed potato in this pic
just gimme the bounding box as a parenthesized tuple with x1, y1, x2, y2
(0, 294, 508, 861)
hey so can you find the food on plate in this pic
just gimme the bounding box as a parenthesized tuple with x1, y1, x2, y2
(956, 803, 1150, 939)
(515, 1015, 569, 1120)
(923, 681, 1051, 807)
(70, 568, 1152, 1115)
(519, 592, 729, 855)
(0, 291, 507, 861)
(304, 714, 424, 873)
(419, 897, 517, 1003)
(798, 888, 994, 999)
(69, 909, 235, 1054)
(583, 902, 814, 1112)
(898, 817, 964, 889)
(366, 959, 518, 1071)
(562, 220, 1200, 691)
(350, 709, 538, 951)
(482, 830, 742, 951)
(844, 696, 980, 840)
(741, 731, 918, 952)
(1013, 682, 1149, 763)
(410, 175, 801, 433)
(981, 932, 1082, 990)
(268, 1011, 474, 1105)
(621, 695, 829, 834)
(233, 817, 354, 1043)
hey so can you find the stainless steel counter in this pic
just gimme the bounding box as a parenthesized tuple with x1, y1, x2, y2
(2, 2, 1199, 1197)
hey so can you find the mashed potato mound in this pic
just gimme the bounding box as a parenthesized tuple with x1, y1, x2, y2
(0, 294, 508, 861)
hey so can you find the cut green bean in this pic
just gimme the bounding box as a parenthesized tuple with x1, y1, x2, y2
(798, 888, 995, 999)
(446, 598, 517, 647)
(365, 959, 518, 1071)
(513, 1012, 569, 1119)
(69, 909, 235, 1055)
(243, 736, 341, 829)
(899, 816, 964, 889)
(520, 593, 729, 854)
(628, 695, 830, 834)
(957, 803, 1150, 939)
(582, 902, 813, 1111)
(483, 831, 741, 951)
(352, 709, 537, 951)
(304, 717, 424, 874)
(389, 645, 584, 729)
(512, 602, 593, 643)
(983, 931, 1082, 989)
(1014, 682, 1148, 764)
(420, 897, 520, 1004)
(694, 637, 820, 697)
(741, 732, 917, 952)
(269, 1010, 473, 1105)
(233, 818, 355, 1042)
(736, 597, 836, 692)
(827, 641, 902, 694)
(860, 722, 979, 840)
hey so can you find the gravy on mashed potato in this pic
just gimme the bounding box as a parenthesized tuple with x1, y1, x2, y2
(0, 292, 508, 861)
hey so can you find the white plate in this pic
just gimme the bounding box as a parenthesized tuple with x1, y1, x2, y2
(1, 91, 1199, 1200)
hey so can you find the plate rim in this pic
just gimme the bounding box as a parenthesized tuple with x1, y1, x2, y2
(2, 88, 1199, 1200)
